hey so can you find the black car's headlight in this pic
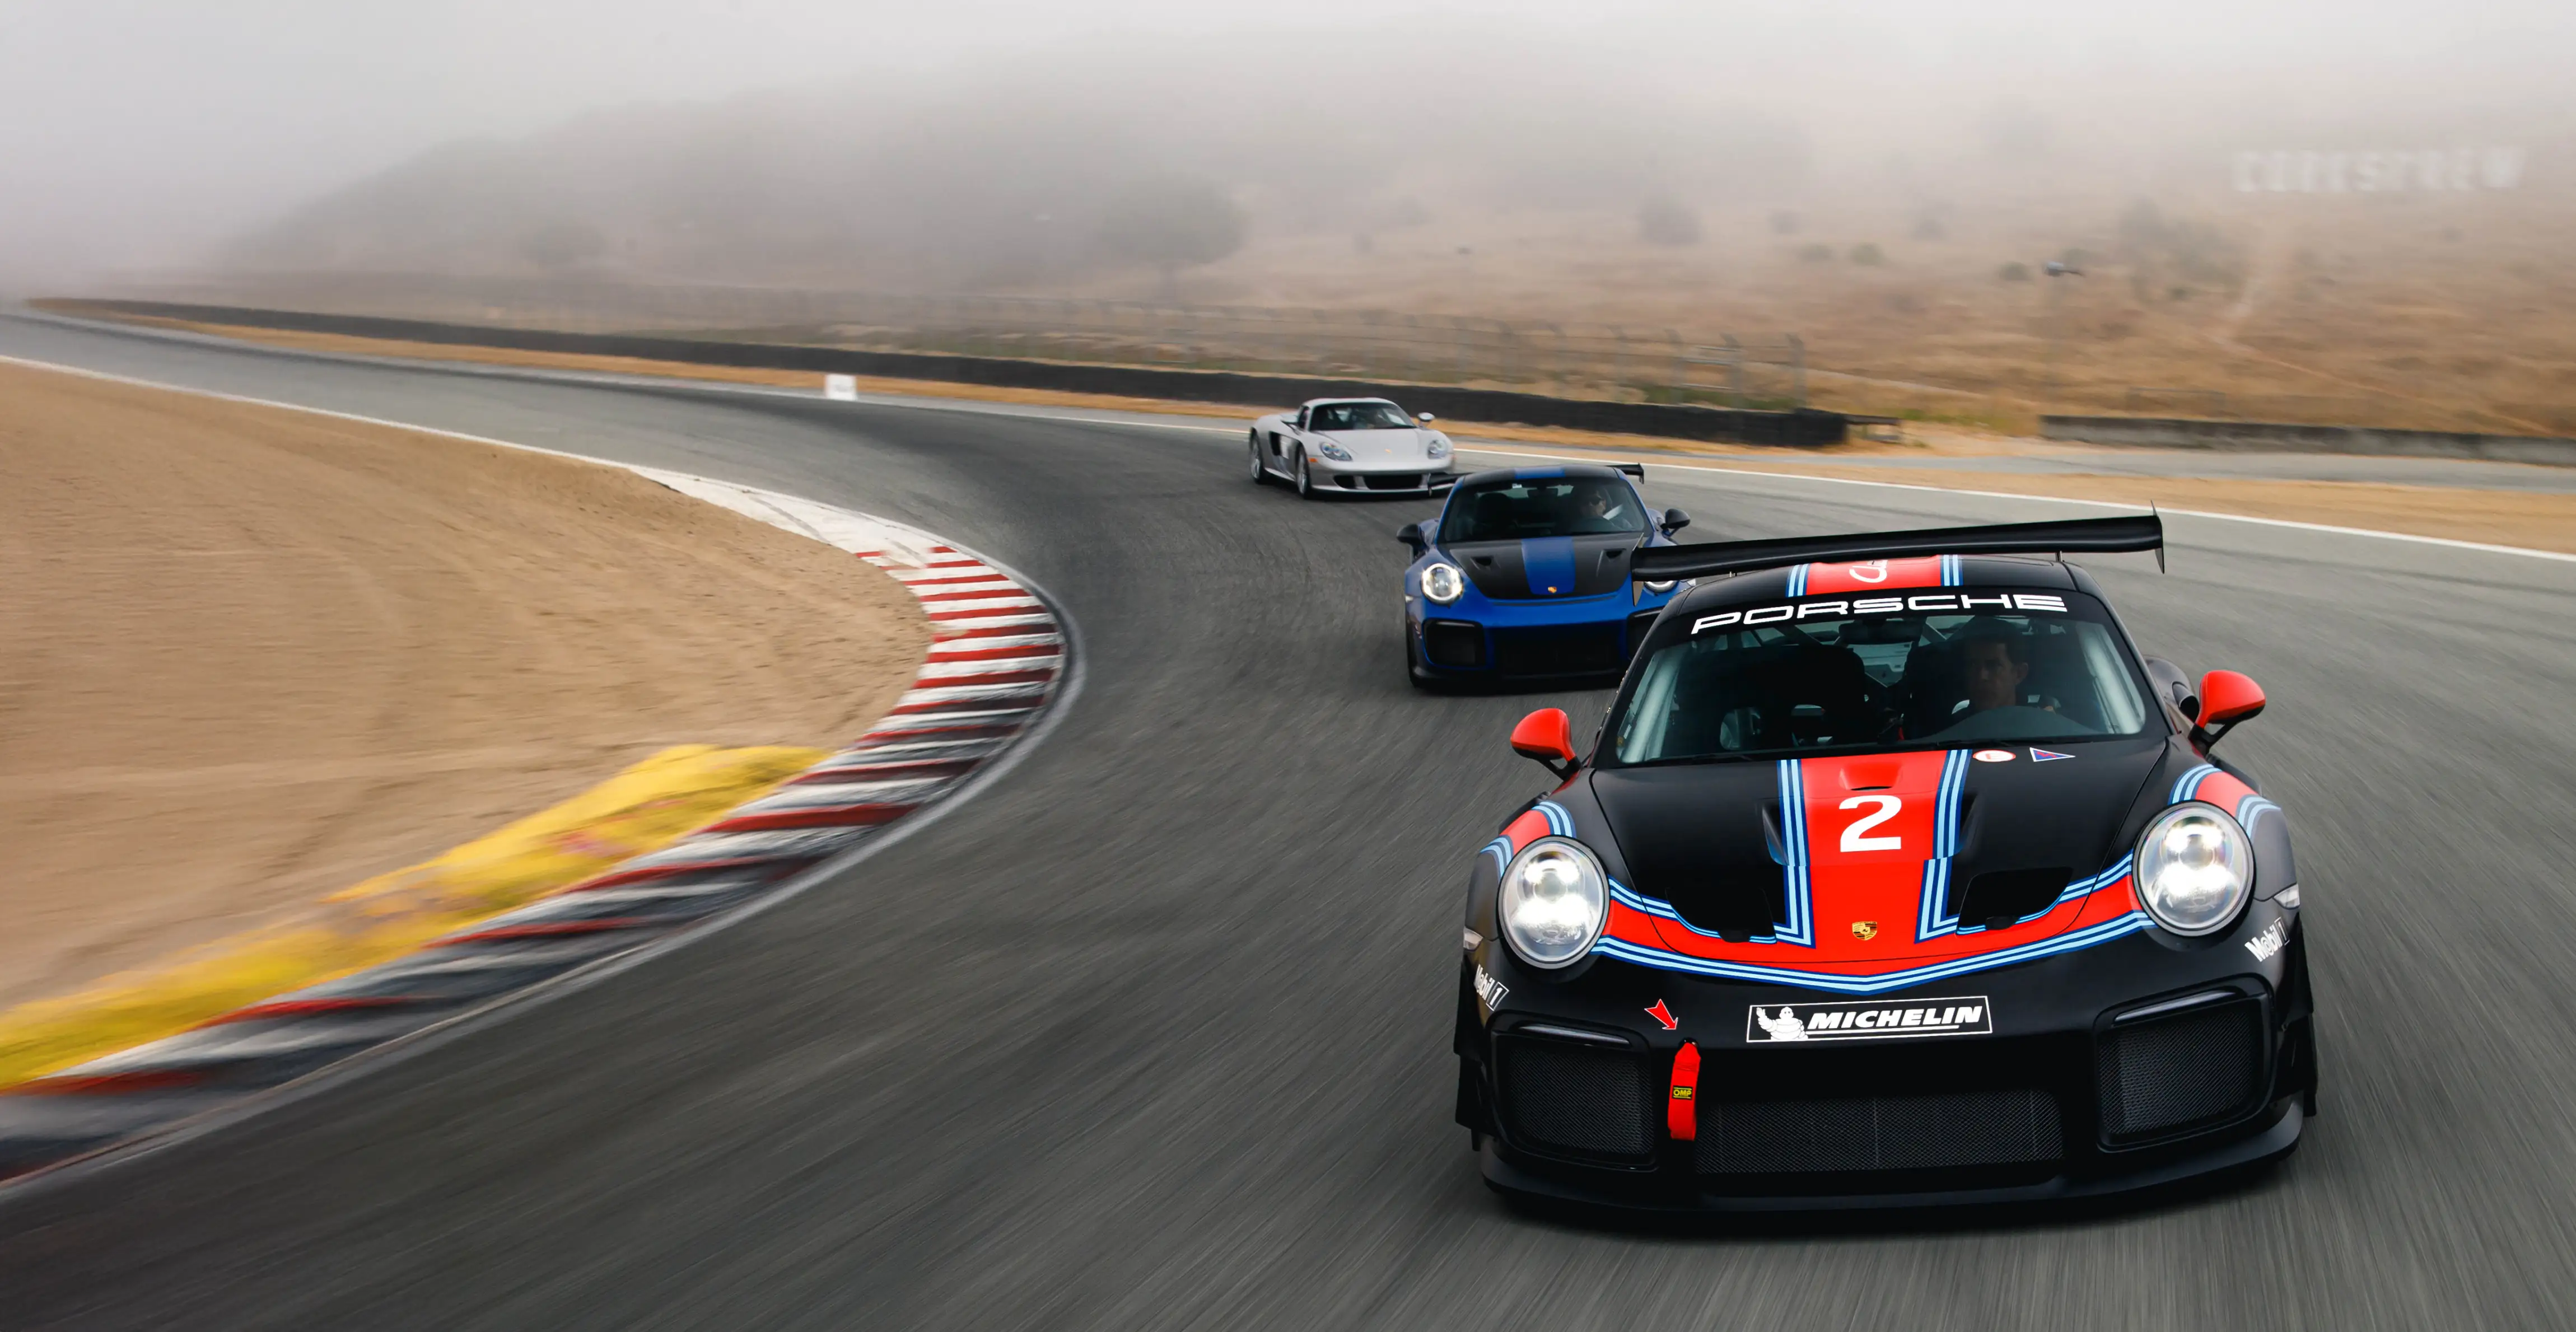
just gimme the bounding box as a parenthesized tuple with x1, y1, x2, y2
(2134, 802, 2255, 936)
(1499, 837, 1608, 968)
(1421, 562, 1466, 604)
(1642, 579, 1677, 593)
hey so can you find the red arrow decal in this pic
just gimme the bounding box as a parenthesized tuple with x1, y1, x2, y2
(1645, 999, 1678, 1031)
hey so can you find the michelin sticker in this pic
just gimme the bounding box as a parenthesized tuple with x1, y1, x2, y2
(1746, 996, 1993, 1043)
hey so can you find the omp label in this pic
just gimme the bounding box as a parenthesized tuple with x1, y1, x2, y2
(1746, 996, 1992, 1042)
(1693, 592, 2066, 635)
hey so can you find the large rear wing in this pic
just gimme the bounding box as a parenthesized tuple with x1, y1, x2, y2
(1631, 513, 2163, 582)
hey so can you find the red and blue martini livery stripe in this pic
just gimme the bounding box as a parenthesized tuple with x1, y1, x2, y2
(2171, 762, 2279, 833)
(1474, 763, 2264, 994)
(1596, 749, 2152, 994)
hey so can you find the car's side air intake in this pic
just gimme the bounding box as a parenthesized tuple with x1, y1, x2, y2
(2096, 998, 2270, 1141)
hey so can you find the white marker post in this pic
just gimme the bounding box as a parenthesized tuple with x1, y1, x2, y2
(824, 374, 858, 401)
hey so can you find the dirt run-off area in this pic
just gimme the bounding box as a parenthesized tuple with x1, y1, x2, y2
(0, 360, 929, 1011)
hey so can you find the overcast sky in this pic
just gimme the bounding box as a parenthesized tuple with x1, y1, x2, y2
(5, 0, 2570, 284)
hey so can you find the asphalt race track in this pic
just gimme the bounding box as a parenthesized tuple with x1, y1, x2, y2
(4, 314, 2574, 1330)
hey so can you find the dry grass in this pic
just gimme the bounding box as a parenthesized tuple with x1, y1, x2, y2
(1137, 186, 2576, 436)
(0, 359, 927, 1011)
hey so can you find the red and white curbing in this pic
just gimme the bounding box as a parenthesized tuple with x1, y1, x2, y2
(0, 469, 1067, 1185)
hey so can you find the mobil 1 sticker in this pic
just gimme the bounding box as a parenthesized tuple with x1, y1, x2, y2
(1746, 996, 1992, 1043)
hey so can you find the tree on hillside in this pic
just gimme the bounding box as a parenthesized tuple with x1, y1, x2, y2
(1096, 176, 1245, 299)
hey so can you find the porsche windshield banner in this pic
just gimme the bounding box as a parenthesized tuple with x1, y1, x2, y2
(1746, 996, 1993, 1043)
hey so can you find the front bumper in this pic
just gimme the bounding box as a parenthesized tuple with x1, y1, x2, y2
(1408, 591, 1674, 681)
(1308, 455, 1455, 494)
(1456, 910, 2315, 1209)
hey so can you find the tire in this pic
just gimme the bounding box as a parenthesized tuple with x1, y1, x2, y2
(1248, 431, 1270, 485)
(1294, 449, 1315, 499)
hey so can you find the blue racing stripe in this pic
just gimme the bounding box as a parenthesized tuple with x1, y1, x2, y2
(1775, 760, 1814, 946)
(1915, 749, 1973, 940)
(1520, 538, 1578, 597)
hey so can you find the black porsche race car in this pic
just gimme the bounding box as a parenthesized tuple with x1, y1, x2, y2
(1454, 515, 2316, 1210)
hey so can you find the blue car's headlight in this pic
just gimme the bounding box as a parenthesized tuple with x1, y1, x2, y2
(1421, 562, 1466, 604)
(1643, 579, 1677, 594)
(1315, 440, 1353, 461)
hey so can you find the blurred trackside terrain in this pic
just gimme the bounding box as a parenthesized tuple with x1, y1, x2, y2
(83, 32, 2571, 436)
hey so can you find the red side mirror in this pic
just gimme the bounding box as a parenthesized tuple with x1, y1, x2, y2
(2197, 670, 2265, 728)
(1510, 708, 1579, 777)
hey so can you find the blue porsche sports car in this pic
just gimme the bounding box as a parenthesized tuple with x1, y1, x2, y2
(1398, 464, 1691, 688)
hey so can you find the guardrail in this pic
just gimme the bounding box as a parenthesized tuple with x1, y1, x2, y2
(72, 277, 1812, 409)
(55, 299, 1851, 447)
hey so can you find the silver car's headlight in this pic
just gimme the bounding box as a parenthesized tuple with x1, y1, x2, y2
(1425, 435, 1450, 459)
(1642, 579, 1677, 593)
(1499, 838, 1608, 968)
(1316, 440, 1353, 461)
(2134, 802, 2255, 936)
(1421, 562, 1466, 604)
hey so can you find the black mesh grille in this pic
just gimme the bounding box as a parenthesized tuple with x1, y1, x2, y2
(1694, 1088, 2061, 1175)
(1362, 473, 1423, 490)
(1492, 626, 1624, 677)
(1494, 1036, 1654, 1160)
(2097, 998, 2267, 1140)
(1422, 620, 1484, 669)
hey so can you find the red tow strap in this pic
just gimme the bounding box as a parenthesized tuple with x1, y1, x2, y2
(1668, 1041, 1700, 1141)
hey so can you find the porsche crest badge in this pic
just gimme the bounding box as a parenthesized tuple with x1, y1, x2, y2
(1851, 920, 1880, 941)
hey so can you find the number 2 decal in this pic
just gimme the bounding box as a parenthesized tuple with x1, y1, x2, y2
(1838, 794, 1903, 852)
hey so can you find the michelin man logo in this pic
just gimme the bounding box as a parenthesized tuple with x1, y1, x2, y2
(1753, 1007, 1809, 1041)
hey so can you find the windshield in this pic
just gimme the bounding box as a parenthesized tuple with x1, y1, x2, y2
(1439, 476, 1648, 542)
(1608, 595, 2154, 764)
(1307, 401, 1413, 431)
